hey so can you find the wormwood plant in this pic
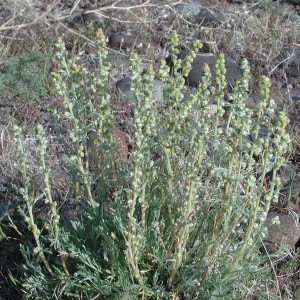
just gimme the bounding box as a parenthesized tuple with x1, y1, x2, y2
(15, 30, 290, 299)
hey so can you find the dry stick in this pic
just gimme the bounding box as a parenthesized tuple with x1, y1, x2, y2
(52, 0, 156, 22)
(0, 11, 48, 31)
(0, 34, 24, 40)
(84, 1, 157, 25)
(0, 0, 59, 31)
(85, 0, 155, 14)
(0, 0, 156, 31)
(267, 55, 292, 77)
(85, 11, 137, 24)
(70, 0, 82, 14)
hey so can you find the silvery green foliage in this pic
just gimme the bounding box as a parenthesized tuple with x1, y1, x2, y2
(18, 31, 290, 300)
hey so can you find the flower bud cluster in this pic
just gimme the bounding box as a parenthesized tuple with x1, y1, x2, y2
(169, 31, 181, 72)
(95, 28, 108, 61)
(272, 112, 290, 160)
(160, 41, 204, 156)
(36, 125, 61, 243)
(159, 59, 170, 82)
(213, 54, 227, 140)
(182, 40, 202, 77)
(226, 59, 252, 143)
(215, 53, 226, 110)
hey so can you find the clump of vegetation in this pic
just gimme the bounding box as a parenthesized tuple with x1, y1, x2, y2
(0, 49, 50, 102)
(15, 30, 290, 299)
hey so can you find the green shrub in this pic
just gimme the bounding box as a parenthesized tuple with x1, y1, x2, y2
(15, 30, 290, 299)
(0, 49, 50, 102)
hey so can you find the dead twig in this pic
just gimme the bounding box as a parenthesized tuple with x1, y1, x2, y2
(0, 1, 157, 32)
(0, 11, 49, 32)
(70, 0, 82, 15)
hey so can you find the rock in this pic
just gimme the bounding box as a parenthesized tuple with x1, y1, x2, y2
(250, 124, 269, 142)
(286, 11, 300, 22)
(112, 127, 128, 162)
(246, 1, 299, 22)
(108, 33, 148, 54)
(151, 80, 168, 106)
(177, 51, 241, 88)
(116, 78, 132, 100)
(281, 175, 300, 200)
(247, 87, 300, 111)
(264, 212, 300, 253)
(280, 164, 297, 183)
(286, 0, 300, 5)
(271, 2, 300, 22)
(116, 77, 167, 107)
(288, 46, 300, 77)
(192, 8, 224, 26)
(87, 127, 128, 167)
(293, 94, 300, 108)
(174, 3, 202, 18)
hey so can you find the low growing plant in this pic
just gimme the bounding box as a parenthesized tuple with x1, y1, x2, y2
(0, 49, 50, 102)
(15, 30, 290, 299)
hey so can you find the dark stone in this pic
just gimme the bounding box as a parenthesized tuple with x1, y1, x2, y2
(177, 51, 241, 88)
(265, 212, 300, 253)
(286, 0, 300, 5)
(281, 175, 300, 200)
(286, 11, 300, 22)
(174, 3, 201, 18)
(192, 8, 224, 26)
(116, 77, 168, 107)
(108, 33, 148, 54)
(105, 52, 129, 68)
(280, 164, 297, 183)
(250, 124, 270, 142)
(288, 46, 300, 77)
(292, 95, 300, 108)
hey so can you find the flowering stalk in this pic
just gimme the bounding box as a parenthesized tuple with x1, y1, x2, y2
(14, 126, 53, 275)
(125, 51, 145, 286)
(227, 77, 289, 274)
(52, 40, 97, 208)
(36, 124, 69, 275)
(215, 59, 252, 232)
(213, 53, 226, 139)
(168, 40, 218, 285)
